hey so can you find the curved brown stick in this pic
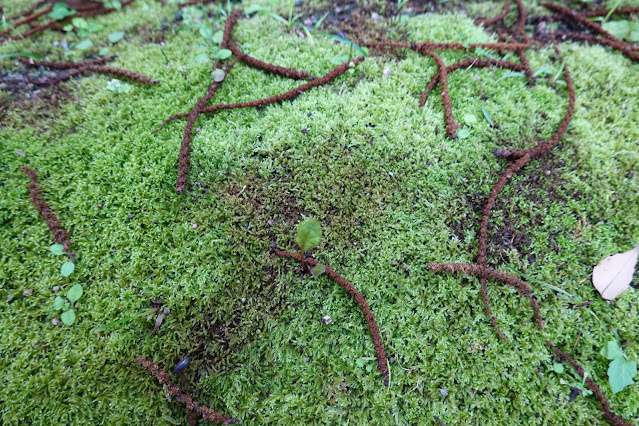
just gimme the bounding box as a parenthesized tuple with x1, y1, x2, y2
(420, 58, 527, 106)
(546, 342, 631, 426)
(155, 56, 364, 132)
(28, 67, 88, 86)
(551, 32, 639, 62)
(474, 64, 574, 339)
(478, 0, 512, 27)
(274, 248, 389, 386)
(224, 9, 312, 80)
(17, 56, 159, 85)
(543, 3, 637, 53)
(581, 6, 639, 18)
(135, 357, 238, 424)
(0, 3, 52, 37)
(6, 1, 45, 21)
(176, 57, 238, 193)
(427, 262, 543, 329)
(413, 46, 457, 138)
(368, 40, 531, 53)
(3, 0, 133, 41)
(17, 55, 113, 69)
(513, 0, 526, 37)
(497, 64, 575, 159)
(20, 166, 76, 263)
(85, 64, 159, 85)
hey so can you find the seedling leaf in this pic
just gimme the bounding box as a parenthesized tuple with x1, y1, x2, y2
(296, 219, 321, 252)
(53, 296, 65, 310)
(61, 309, 76, 325)
(608, 358, 637, 393)
(592, 244, 639, 300)
(50, 244, 65, 255)
(601, 341, 624, 360)
(311, 264, 326, 277)
(61, 261, 75, 277)
(75, 39, 94, 51)
(553, 362, 565, 373)
(457, 128, 470, 139)
(67, 284, 83, 303)
(108, 31, 125, 44)
(213, 49, 232, 60)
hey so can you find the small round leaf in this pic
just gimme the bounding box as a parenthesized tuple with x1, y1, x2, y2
(50, 244, 65, 255)
(53, 296, 65, 310)
(61, 261, 75, 277)
(61, 309, 76, 325)
(457, 128, 470, 139)
(311, 264, 326, 277)
(66, 284, 83, 303)
(213, 49, 232, 60)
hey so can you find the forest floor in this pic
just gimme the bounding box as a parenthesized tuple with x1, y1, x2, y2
(1, 0, 638, 424)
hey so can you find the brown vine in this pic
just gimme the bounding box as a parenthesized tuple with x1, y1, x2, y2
(20, 166, 76, 263)
(134, 357, 238, 424)
(17, 56, 159, 86)
(274, 248, 389, 386)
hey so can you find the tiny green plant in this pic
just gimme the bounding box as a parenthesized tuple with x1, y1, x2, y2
(50, 243, 75, 277)
(179, 6, 232, 64)
(296, 218, 322, 273)
(49, 2, 76, 21)
(551, 361, 593, 398)
(53, 284, 83, 325)
(600, 340, 637, 393)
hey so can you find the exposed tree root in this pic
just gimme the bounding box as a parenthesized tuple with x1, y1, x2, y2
(427, 262, 543, 330)
(274, 248, 390, 386)
(134, 357, 238, 424)
(543, 3, 639, 62)
(20, 166, 76, 263)
(546, 342, 632, 426)
(1, 0, 135, 42)
(155, 56, 363, 132)
(17, 56, 159, 86)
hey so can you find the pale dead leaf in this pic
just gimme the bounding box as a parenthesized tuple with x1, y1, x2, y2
(592, 244, 639, 300)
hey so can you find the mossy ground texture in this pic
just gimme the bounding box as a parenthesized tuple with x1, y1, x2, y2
(1, 0, 639, 424)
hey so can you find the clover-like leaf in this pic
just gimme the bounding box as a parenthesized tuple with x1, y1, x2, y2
(66, 284, 83, 303)
(61, 261, 75, 277)
(50, 244, 65, 256)
(53, 296, 65, 311)
(61, 309, 76, 325)
(213, 49, 232, 60)
(108, 31, 125, 44)
(296, 219, 321, 252)
(608, 357, 637, 394)
(311, 264, 326, 277)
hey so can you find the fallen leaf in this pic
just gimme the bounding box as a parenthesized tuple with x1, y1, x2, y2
(592, 244, 639, 300)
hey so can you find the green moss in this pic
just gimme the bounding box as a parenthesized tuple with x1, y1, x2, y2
(1, 0, 638, 424)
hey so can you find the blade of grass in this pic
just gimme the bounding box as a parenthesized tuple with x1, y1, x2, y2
(505, 265, 576, 299)
(94, 310, 151, 333)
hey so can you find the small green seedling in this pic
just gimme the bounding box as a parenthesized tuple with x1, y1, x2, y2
(601, 340, 637, 394)
(49, 2, 76, 21)
(53, 284, 83, 325)
(552, 361, 593, 398)
(50, 243, 75, 277)
(296, 218, 322, 273)
(356, 356, 377, 373)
